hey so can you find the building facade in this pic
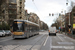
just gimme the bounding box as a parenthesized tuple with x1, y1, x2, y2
(0, 0, 25, 25)
(65, 6, 75, 34)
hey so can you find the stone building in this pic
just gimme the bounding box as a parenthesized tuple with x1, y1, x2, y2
(0, 0, 25, 25)
(25, 10, 40, 24)
(29, 13, 40, 24)
(65, 6, 75, 34)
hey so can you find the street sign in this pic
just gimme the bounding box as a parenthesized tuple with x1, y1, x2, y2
(59, 27, 60, 29)
(73, 24, 75, 29)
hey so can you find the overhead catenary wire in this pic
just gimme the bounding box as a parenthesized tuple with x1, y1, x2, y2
(32, 0, 42, 17)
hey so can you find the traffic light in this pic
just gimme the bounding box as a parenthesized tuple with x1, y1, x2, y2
(59, 13, 61, 16)
(52, 13, 54, 16)
(68, 25, 71, 28)
(66, 3, 68, 5)
(49, 13, 51, 16)
(49, 13, 54, 16)
(32, 0, 34, 1)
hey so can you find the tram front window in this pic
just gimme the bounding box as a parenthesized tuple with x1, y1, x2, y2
(13, 22, 24, 32)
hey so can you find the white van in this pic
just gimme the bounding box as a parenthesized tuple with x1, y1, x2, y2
(48, 26, 56, 36)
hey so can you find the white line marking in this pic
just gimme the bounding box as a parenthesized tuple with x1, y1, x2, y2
(64, 35, 75, 42)
(31, 45, 41, 50)
(51, 46, 74, 49)
(64, 37, 67, 38)
(1, 45, 32, 50)
(43, 36, 48, 46)
(50, 36, 52, 50)
(57, 42, 73, 45)
(57, 35, 64, 41)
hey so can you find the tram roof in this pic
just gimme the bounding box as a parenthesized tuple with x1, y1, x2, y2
(14, 19, 39, 26)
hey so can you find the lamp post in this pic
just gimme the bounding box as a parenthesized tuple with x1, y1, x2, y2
(66, 0, 71, 34)
(66, 0, 71, 25)
(60, 10, 64, 33)
(66, 0, 73, 32)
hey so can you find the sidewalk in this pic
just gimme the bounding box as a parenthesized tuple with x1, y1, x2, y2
(62, 32, 75, 39)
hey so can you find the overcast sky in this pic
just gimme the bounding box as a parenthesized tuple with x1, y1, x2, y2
(25, 0, 75, 27)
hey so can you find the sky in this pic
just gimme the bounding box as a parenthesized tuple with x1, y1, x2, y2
(25, 0, 75, 27)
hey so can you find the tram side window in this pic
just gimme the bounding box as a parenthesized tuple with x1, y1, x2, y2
(30, 27, 32, 32)
(25, 27, 27, 31)
(34, 27, 36, 32)
(25, 24, 29, 32)
(27, 27, 30, 32)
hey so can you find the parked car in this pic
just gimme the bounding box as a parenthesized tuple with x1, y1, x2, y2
(0, 30, 6, 36)
(4, 30, 11, 36)
(39, 30, 44, 32)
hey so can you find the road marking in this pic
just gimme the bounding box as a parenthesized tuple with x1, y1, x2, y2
(31, 45, 41, 50)
(14, 45, 32, 50)
(43, 36, 49, 46)
(50, 36, 52, 50)
(64, 37, 67, 38)
(57, 42, 74, 45)
(64, 35, 75, 42)
(58, 34, 75, 42)
(51, 46, 74, 49)
(1, 45, 32, 50)
(57, 35, 64, 41)
(1, 45, 42, 50)
(0, 39, 11, 42)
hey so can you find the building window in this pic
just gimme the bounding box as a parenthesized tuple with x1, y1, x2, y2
(20, 12, 21, 14)
(0, 16, 2, 19)
(0, 22, 1, 24)
(9, 10, 16, 14)
(9, 15, 16, 19)
(73, 13, 75, 16)
(20, 0, 22, 2)
(9, 5, 17, 9)
(9, 0, 16, 3)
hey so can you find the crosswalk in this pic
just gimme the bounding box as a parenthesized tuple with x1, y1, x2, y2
(0, 45, 41, 50)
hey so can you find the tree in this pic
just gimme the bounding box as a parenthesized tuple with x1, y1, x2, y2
(0, 22, 10, 30)
(51, 18, 61, 29)
(0, 0, 6, 15)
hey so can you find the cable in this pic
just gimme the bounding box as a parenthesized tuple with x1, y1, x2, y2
(32, 0, 42, 17)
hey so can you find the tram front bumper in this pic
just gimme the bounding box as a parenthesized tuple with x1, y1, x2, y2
(12, 34, 26, 38)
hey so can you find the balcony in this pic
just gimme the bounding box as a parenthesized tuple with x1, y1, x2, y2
(9, 0, 16, 4)
(20, 0, 22, 2)
(8, 5, 17, 10)
(9, 12, 17, 15)
(8, 10, 17, 15)
(20, 4, 22, 7)
(9, 15, 17, 20)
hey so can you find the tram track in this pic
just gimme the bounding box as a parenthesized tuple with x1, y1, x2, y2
(10, 34, 47, 50)
(29, 34, 46, 50)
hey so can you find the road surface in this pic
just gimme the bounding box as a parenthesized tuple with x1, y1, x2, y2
(0, 31, 75, 50)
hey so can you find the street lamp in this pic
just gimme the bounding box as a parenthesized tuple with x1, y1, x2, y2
(66, 0, 72, 33)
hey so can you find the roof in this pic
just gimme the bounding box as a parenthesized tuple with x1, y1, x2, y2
(14, 19, 39, 26)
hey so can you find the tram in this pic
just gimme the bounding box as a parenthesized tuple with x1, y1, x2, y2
(12, 19, 39, 39)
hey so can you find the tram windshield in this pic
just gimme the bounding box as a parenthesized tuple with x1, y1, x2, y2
(13, 21, 24, 32)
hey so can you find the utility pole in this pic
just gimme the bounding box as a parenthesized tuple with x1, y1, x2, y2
(66, 0, 71, 34)
(66, 0, 74, 34)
